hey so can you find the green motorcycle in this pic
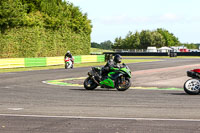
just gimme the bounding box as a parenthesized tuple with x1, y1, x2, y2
(84, 63, 132, 91)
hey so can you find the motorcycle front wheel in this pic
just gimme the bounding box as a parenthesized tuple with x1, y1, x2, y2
(184, 79, 200, 95)
(65, 62, 69, 69)
(116, 77, 131, 91)
(84, 77, 98, 90)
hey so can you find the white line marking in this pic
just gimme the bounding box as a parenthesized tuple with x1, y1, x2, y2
(8, 108, 24, 111)
(4, 86, 11, 89)
(0, 114, 200, 122)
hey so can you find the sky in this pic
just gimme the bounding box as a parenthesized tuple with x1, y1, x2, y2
(67, 0, 200, 44)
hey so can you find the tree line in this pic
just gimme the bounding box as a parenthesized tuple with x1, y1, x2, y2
(91, 40, 113, 50)
(113, 28, 180, 49)
(0, 0, 92, 58)
(92, 28, 199, 50)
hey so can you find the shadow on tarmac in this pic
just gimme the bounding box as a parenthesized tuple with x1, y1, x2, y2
(70, 88, 121, 92)
(165, 92, 195, 96)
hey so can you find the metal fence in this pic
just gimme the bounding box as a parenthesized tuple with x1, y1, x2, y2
(114, 49, 147, 52)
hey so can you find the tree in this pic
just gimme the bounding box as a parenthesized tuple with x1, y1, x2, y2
(123, 31, 134, 49)
(132, 31, 140, 49)
(139, 30, 153, 49)
(0, 0, 92, 34)
(21, 0, 42, 13)
(0, 0, 92, 57)
(182, 43, 198, 49)
(113, 37, 124, 49)
(151, 31, 166, 47)
(91, 42, 101, 48)
(100, 40, 113, 50)
(156, 28, 180, 46)
(0, 0, 27, 33)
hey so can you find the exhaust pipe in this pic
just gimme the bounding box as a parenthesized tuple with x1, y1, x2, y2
(91, 76, 99, 85)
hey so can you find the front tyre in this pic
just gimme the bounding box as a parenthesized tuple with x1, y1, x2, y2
(184, 79, 200, 95)
(84, 77, 98, 90)
(65, 62, 69, 69)
(116, 77, 131, 91)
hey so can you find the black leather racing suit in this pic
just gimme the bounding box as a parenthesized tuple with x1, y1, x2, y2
(101, 59, 120, 77)
(65, 53, 74, 65)
(65, 53, 72, 59)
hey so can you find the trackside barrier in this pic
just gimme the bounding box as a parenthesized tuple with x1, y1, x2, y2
(0, 55, 105, 69)
(81, 55, 97, 63)
(25, 57, 46, 67)
(0, 58, 24, 68)
(74, 56, 82, 64)
(97, 55, 105, 62)
(46, 56, 64, 66)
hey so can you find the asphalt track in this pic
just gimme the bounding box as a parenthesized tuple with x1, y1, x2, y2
(0, 58, 200, 133)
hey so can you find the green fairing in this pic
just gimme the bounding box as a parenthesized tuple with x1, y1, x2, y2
(110, 67, 119, 71)
(100, 78, 115, 88)
(110, 67, 131, 78)
(108, 72, 115, 78)
(120, 68, 131, 77)
(89, 64, 131, 89)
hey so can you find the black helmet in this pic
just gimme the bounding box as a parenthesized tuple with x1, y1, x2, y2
(113, 54, 122, 63)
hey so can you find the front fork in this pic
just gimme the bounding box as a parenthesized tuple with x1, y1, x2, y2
(120, 76, 125, 84)
(115, 76, 125, 87)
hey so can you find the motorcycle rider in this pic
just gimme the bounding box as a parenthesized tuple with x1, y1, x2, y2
(64, 51, 74, 68)
(65, 50, 72, 59)
(101, 54, 122, 78)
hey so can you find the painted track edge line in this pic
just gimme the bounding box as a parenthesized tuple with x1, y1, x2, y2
(0, 114, 200, 122)
(43, 79, 183, 91)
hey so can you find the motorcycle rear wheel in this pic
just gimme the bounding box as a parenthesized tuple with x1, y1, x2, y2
(84, 77, 98, 90)
(184, 79, 200, 95)
(116, 77, 131, 91)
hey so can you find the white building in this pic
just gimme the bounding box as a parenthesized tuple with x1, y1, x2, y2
(147, 47, 157, 52)
(158, 47, 172, 53)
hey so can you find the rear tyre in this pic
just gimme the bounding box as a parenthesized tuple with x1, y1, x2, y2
(116, 77, 131, 91)
(184, 79, 200, 95)
(84, 77, 98, 90)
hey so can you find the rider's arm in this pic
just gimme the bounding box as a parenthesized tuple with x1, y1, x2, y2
(69, 54, 72, 58)
(64, 53, 67, 59)
(103, 62, 110, 71)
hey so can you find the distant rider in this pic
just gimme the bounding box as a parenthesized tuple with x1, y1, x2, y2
(65, 51, 74, 67)
(65, 51, 72, 59)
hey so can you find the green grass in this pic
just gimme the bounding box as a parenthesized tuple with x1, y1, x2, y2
(0, 59, 161, 73)
(90, 48, 113, 54)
